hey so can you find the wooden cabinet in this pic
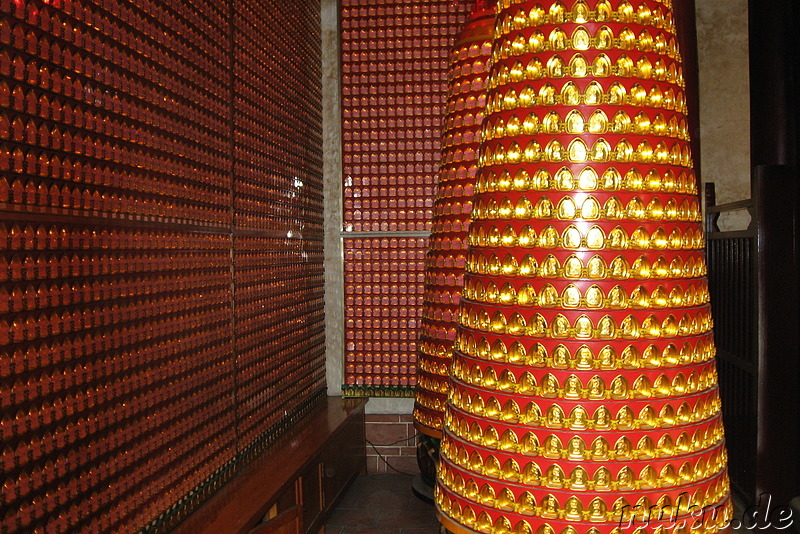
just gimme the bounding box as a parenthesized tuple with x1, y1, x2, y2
(173, 398, 367, 534)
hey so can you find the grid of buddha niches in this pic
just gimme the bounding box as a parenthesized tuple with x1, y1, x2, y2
(0, 0, 324, 532)
(232, 0, 325, 451)
(341, 0, 472, 395)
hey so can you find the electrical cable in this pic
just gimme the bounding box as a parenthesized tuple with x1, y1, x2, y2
(365, 432, 422, 476)
(372, 432, 420, 447)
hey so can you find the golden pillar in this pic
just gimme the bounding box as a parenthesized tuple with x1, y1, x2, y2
(415, 0, 496, 438)
(435, 1, 731, 533)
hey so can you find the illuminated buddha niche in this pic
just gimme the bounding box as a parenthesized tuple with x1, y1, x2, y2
(434, 1, 731, 533)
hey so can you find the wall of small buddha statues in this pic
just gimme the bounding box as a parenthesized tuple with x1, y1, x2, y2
(0, 0, 325, 531)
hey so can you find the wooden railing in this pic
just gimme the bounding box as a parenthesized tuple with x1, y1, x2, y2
(705, 184, 758, 498)
(705, 166, 798, 504)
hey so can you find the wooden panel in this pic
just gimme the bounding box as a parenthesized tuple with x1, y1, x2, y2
(251, 507, 302, 534)
(172, 398, 367, 534)
(754, 166, 798, 503)
(301, 464, 323, 531)
(321, 406, 367, 508)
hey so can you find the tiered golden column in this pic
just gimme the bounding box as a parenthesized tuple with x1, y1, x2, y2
(414, 0, 496, 440)
(435, 1, 731, 533)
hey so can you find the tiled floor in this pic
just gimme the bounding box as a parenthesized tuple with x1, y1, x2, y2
(325, 474, 440, 533)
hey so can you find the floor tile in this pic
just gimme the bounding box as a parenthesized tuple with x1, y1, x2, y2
(326, 474, 440, 532)
(375, 507, 437, 529)
(326, 507, 381, 527)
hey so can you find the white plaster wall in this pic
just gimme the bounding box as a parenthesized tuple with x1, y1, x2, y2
(695, 0, 752, 230)
(363, 398, 415, 415)
(322, 0, 344, 396)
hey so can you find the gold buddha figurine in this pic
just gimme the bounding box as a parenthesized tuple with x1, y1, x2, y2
(658, 433, 675, 454)
(545, 404, 565, 428)
(552, 344, 570, 368)
(567, 436, 586, 460)
(519, 372, 537, 395)
(532, 314, 548, 336)
(590, 437, 610, 461)
(530, 344, 548, 366)
(478, 483, 496, 506)
(467, 451, 482, 474)
(593, 467, 612, 491)
(587, 256, 606, 278)
(517, 491, 537, 516)
(484, 455, 502, 478)
(588, 498, 608, 522)
(540, 255, 559, 277)
(497, 488, 516, 511)
(564, 255, 583, 278)
(500, 429, 519, 452)
(616, 406, 635, 429)
(640, 465, 658, 489)
(614, 437, 634, 460)
(587, 375, 605, 399)
(540, 373, 559, 397)
(564, 496, 584, 521)
(495, 515, 514, 532)
(545, 464, 565, 489)
(540, 225, 559, 248)
(575, 315, 593, 338)
(503, 399, 521, 422)
(570, 466, 589, 490)
(540, 284, 558, 306)
(522, 402, 542, 425)
(640, 405, 658, 428)
(610, 376, 629, 399)
(598, 346, 616, 369)
(475, 511, 494, 532)
(503, 458, 521, 482)
(465, 479, 480, 501)
(522, 462, 542, 485)
(552, 314, 571, 337)
(564, 374, 582, 398)
(483, 425, 500, 448)
(585, 284, 604, 307)
(540, 494, 560, 519)
(594, 406, 612, 429)
(461, 507, 477, 527)
(521, 432, 540, 456)
(617, 467, 636, 490)
(597, 316, 617, 340)
(609, 256, 630, 278)
(569, 405, 589, 430)
(575, 345, 594, 369)
(543, 435, 563, 459)
(638, 436, 656, 459)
